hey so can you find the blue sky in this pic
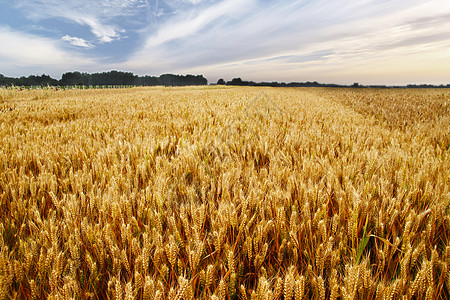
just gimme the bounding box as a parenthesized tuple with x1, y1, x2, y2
(1, 0, 450, 85)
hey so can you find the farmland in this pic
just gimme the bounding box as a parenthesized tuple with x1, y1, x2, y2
(0, 86, 449, 299)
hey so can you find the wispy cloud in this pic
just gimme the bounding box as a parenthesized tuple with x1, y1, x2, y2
(12, 0, 145, 43)
(126, 0, 450, 84)
(76, 17, 123, 43)
(143, 0, 252, 47)
(2, 0, 450, 84)
(62, 35, 94, 48)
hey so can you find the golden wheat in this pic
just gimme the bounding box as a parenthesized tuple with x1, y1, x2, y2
(0, 86, 449, 298)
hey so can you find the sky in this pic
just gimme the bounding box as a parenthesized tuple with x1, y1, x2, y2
(1, 0, 450, 85)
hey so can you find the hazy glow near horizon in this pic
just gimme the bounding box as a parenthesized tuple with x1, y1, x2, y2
(1, 0, 450, 85)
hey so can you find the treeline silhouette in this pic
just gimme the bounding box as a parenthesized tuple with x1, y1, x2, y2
(218, 77, 342, 87)
(217, 78, 450, 88)
(0, 74, 59, 86)
(1, 71, 449, 88)
(0, 71, 207, 87)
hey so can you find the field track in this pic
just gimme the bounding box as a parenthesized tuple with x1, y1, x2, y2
(1, 86, 450, 299)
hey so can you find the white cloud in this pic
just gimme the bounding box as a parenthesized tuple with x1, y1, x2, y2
(125, 0, 450, 84)
(0, 26, 95, 77)
(3, 0, 450, 84)
(76, 17, 123, 43)
(144, 0, 252, 47)
(62, 35, 94, 48)
(13, 0, 144, 43)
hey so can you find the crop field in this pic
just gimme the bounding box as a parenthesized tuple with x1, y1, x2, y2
(0, 86, 450, 299)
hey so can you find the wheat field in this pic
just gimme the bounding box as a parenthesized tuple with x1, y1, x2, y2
(0, 86, 449, 299)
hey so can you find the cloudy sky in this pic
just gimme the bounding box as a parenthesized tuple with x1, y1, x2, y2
(1, 0, 450, 85)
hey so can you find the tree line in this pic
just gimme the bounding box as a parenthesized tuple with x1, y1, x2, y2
(217, 77, 343, 87)
(0, 71, 208, 87)
(216, 78, 450, 89)
(1, 71, 449, 88)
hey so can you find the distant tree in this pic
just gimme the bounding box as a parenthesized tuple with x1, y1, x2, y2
(137, 75, 160, 86)
(88, 70, 136, 86)
(58, 71, 208, 87)
(158, 74, 207, 86)
(217, 78, 225, 85)
(61, 71, 84, 86)
(227, 78, 257, 86)
(0, 74, 17, 86)
(159, 74, 175, 86)
(228, 78, 244, 86)
(13, 74, 59, 86)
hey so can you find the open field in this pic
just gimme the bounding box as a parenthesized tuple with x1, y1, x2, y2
(1, 86, 450, 299)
